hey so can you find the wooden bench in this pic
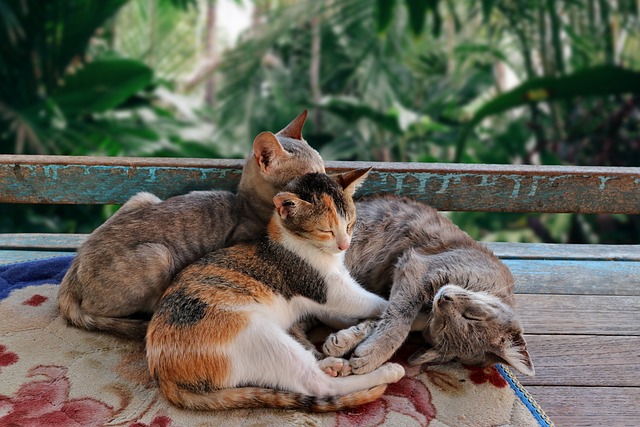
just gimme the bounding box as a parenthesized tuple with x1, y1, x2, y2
(1, 154, 639, 426)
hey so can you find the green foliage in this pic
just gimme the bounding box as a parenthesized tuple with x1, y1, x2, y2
(1, 0, 639, 242)
(52, 59, 154, 115)
(456, 65, 640, 161)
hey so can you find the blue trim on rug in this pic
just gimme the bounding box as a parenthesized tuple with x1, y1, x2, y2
(497, 364, 554, 427)
(0, 256, 74, 300)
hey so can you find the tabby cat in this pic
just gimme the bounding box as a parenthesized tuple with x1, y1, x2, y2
(323, 196, 535, 377)
(146, 170, 405, 412)
(58, 111, 325, 339)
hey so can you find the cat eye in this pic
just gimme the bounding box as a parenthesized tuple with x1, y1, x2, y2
(317, 228, 334, 236)
(347, 222, 355, 233)
(462, 312, 483, 321)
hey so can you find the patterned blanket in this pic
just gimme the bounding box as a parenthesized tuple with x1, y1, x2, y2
(0, 256, 553, 427)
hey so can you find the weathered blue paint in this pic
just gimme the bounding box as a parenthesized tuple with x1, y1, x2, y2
(2, 155, 640, 213)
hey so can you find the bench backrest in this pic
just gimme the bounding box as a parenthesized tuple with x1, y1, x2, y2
(1, 155, 639, 214)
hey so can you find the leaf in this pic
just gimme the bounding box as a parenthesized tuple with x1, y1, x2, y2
(455, 65, 640, 161)
(162, 0, 197, 10)
(320, 96, 402, 134)
(481, 0, 496, 22)
(51, 59, 153, 115)
(405, 0, 429, 36)
(376, 0, 396, 34)
(428, 0, 442, 38)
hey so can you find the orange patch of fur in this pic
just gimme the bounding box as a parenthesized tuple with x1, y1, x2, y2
(321, 194, 339, 229)
(148, 258, 279, 401)
(267, 218, 283, 242)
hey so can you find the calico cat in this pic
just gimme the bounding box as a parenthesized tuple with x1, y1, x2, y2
(146, 170, 405, 412)
(322, 196, 535, 377)
(58, 111, 325, 340)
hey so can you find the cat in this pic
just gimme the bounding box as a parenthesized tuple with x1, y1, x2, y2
(57, 111, 325, 340)
(146, 169, 405, 412)
(322, 196, 535, 377)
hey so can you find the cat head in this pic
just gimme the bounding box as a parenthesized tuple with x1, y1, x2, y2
(272, 168, 371, 254)
(409, 284, 535, 377)
(248, 110, 325, 189)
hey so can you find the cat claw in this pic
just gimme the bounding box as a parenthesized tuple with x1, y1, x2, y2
(322, 333, 351, 357)
(318, 357, 352, 377)
(350, 343, 391, 375)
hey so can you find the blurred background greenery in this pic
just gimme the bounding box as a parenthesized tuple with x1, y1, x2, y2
(1, 0, 639, 243)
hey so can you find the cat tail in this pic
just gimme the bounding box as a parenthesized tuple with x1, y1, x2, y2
(160, 382, 388, 412)
(57, 263, 148, 340)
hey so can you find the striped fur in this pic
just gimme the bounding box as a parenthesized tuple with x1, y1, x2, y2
(146, 170, 405, 412)
(57, 111, 325, 339)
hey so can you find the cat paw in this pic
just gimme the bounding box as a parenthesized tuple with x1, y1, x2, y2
(322, 321, 376, 357)
(322, 329, 360, 357)
(374, 362, 405, 384)
(318, 357, 352, 377)
(350, 344, 393, 375)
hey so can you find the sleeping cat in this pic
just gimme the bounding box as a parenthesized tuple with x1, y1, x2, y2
(322, 196, 535, 377)
(146, 170, 405, 412)
(58, 111, 325, 339)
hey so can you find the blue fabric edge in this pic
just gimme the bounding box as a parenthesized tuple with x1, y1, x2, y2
(497, 363, 554, 427)
(0, 255, 74, 300)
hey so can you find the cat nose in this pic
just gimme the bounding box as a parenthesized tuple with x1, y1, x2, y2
(338, 240, 350, 251)
(438, 293, 453, 307)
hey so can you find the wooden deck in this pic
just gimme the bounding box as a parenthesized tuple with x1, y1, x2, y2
(1, 236, 639, 426)
(494, 243, 640, 427)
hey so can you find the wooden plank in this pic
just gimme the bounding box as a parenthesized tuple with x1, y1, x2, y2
(518, 335, 640, 387)
(5, 235, 639, 261)
(2, 235, 640, 295)
(0, 250, 74, 266)
(2, 155, 640, 213)
(0, 234, 87, 250)
(515, 294, 640, 335)
(487, 242, 640, 261)
(507, 259, 640, 296)
(526, 386, 640, 427)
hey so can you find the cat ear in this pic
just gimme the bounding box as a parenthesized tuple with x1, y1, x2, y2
(494, 332, 536, 376)
(408, 347, 449, 366)
(333, 167, 372, 197)
(253, 131, 290, 174)
(273, 192, 312, 219)
(276, 110, 307, 140)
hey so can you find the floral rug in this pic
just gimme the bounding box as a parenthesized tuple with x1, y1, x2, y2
(0, 256, 553, 427)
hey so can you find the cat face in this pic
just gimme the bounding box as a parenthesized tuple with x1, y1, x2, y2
(252, 110, 325, 188)
(409, 284, 535, 376)
(273, 169, 370, 254)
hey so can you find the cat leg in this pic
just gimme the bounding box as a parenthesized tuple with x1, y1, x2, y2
(324, 275, 388, 322)
(323, 319, 378, 358)
(289, 318, 324, 360)
(349, 250, 429, 374)
(233, 321, 404, 398)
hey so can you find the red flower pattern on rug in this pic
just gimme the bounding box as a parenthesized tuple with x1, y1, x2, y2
(0, 344, 18, 370)
(335, 346, 437, 426)
(22, 294, 48, 307)
(129, 414, 174, 427)
(463, 364, 508, 388)
(0, 365, 113, 427)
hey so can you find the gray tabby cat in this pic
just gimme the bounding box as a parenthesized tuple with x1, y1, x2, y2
(58, 111, 325, 340)
(323, 196, 535, 377)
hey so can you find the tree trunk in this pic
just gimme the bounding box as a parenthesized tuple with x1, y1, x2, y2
(310, 14, 322, 133)
(205, 0, 217, 109)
